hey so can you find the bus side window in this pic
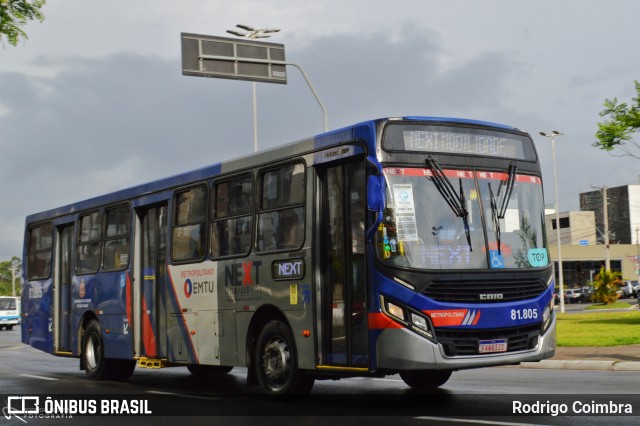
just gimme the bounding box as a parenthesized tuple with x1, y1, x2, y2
(211, 174, 253, 258)
(257, 163, 305, 252)
(172, 185, 208, 261)
(103, 204, 131, 270)
(77, 212, 102, 274)
(27, 222, 53, 280)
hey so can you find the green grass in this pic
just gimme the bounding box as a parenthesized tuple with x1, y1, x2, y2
(585, 302, 633, 310)
(556, 311, 640, 346)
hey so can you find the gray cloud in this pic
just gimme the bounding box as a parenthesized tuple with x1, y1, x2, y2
(1, 3, 640, 260)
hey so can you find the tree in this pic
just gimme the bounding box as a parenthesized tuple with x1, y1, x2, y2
(591, 266, 621, 305)
(594, 80, 640, 159)
(0, 0, 46, 47)
(0, 257, 22, 296)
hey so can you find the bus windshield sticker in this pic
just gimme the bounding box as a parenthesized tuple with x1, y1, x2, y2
(392, 184, 419, 241)
(489, 250, 505, 269)
(527, 248, 548, 267)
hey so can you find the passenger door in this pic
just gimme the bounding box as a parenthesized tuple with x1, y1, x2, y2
(135, 204, 168, 358)
(54, 224, 74, 353)
(316, 159, 369, 367)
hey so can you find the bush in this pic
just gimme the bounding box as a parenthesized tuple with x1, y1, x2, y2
(592, 267, 621, 305)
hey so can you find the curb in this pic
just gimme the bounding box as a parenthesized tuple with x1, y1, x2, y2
(520, 360, 640, 371)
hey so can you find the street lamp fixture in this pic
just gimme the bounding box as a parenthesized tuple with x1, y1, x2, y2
(539, 130, 565, 313)
(226, 24, 281, 152)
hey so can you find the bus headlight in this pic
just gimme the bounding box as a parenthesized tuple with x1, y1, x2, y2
(380, 295, 435, 340)
(387, 302, 406, 321)
(410, 312, 428, 331)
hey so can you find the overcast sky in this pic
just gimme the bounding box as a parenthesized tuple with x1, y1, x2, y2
(1, 0, 639, 260)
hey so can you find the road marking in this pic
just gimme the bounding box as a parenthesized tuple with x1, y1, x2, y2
(19, 374, 58, 381)
(415, 417, 548, 426)
(146, 390, 220, 401)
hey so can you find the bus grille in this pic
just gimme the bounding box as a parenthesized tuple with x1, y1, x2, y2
(435, 324, 540, 356)
(422, 279, 547, 303)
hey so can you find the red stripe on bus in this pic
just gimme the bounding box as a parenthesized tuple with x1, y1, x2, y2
(125, 272, 132, 331)
(383, 168, 542, 184)
(368, 312, 403, 330)
(141, 297, 156, 357)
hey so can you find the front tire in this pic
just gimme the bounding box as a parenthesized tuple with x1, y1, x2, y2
(400, 369, 452, 390)
(255, 320, 314, 395)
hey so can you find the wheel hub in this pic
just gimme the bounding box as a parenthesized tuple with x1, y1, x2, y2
(262, 338, 291, 384)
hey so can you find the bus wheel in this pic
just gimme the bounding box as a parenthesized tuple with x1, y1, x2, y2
(110, 359, 136, 381)
(82, 320, 108, 380)
(255, 320, 314, 395)
(187, 365, 233, 376)
(400, 369, 452, 390)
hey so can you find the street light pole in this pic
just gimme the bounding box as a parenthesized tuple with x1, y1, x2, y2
(636, 227, 640, 279)
(9, 259, 21, 297)
(227, 25, 281, 152)
(540, 130, 565, 313)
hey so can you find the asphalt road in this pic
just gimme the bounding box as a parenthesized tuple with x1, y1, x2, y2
(1, 328, 639, 425)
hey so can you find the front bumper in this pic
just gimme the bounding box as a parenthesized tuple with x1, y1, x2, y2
(376, 316, 556, 371)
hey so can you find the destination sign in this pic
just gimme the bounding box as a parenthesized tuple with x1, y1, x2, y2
(383, 124, 532, 160)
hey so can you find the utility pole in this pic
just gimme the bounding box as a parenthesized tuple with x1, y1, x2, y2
(9, 259, 21, 297)
(591, 185, 612, 271)
(227, 25, 281, 152)
(539, 130, 565, 313)
(600, 186, 611, 271)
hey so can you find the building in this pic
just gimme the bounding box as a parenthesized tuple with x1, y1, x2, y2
(545, 209, 639, 286)
(548, 244, 638, 286)
(579, 184, 640, 244)
(545, 211, 596, 246)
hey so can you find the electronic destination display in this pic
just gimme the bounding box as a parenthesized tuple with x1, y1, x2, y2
(383, 123, 533, 160)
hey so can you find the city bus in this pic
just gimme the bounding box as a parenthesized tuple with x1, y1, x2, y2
(21, 116, 556, 394)
(0, 296, 21, 331)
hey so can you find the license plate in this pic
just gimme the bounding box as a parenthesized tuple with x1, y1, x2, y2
(479, 339, 507, 354)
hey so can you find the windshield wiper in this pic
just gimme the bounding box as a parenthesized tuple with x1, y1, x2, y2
(488, 162, 517, 255)
(426, 157, 472, 251)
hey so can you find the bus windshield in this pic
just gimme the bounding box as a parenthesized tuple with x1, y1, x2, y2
(377, 166, 548, 270)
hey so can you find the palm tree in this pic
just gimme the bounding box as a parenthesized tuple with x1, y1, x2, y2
(592, 266, 622, 305)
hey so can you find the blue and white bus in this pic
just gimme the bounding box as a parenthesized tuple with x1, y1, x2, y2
(21, 116, 555, 394)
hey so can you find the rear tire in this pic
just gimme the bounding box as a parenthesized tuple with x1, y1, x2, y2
(82, 320, 135, 381)
(255, 320, 314, 395)
(83, 320, 108, 380)
(400, 369, 452, 390)
(187, 365, 233, 376)
(110, 359, 136, 381)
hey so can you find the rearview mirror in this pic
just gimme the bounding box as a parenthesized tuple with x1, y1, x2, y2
(367, 174, 385, 213)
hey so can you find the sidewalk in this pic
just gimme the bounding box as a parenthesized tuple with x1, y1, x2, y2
(520, 345, 640, 372)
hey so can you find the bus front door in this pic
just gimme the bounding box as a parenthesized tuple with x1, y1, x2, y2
(135, 204, 168, 359)
(54, 224, 74, 354)
(318, 160, 369, 368)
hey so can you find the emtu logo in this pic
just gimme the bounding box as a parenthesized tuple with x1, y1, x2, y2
(184, 279, 193, 298)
